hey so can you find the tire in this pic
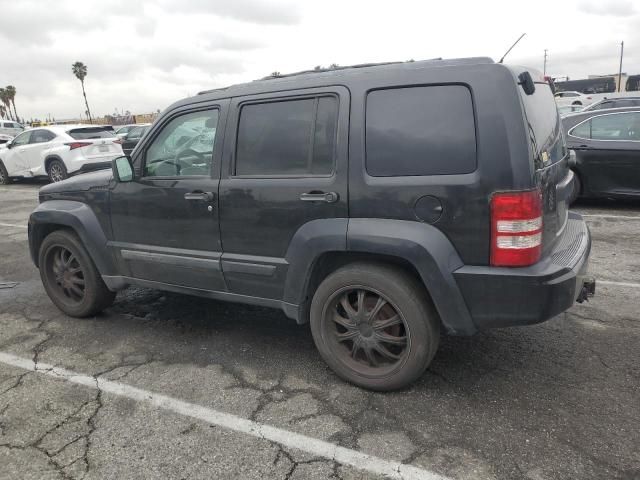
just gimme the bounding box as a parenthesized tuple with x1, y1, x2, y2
(38, 230, 116, 317)
(310, 263, 440, 391)
(569, 172, 581, 205)
(0, 162, 9, 185)
(47, 159, 68, 183)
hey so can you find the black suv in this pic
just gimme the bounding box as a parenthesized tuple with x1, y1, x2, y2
(29, 58, 595, 390)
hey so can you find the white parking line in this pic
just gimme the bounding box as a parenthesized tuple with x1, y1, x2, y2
(580, 214, 640, 220)
(0, 188, 39, 194)
(0, 351, 449, 480)
(0, 222, 27, 229)
(598, 280, 640, 289)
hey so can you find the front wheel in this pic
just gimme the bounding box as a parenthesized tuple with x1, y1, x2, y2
(310, 263, 440, 391)
(38, 230, 115, 317)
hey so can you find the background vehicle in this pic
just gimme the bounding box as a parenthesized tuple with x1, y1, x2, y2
(121, 124, 150, 156)
(29, 58, 594, 391)
(115, 123, 149, 138)
(0, 125, 122, 184)
(558, 104, 585, 116)
(554, 90, 594, 107)
(0, 120, 24, 137)
(562, 107, 640, 201)
(0, 133, 13, 145)
(581, 97, 640, 111)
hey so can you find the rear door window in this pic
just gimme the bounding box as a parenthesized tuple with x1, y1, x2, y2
(365, 85, 476, 176)
(591, 112, 640, 140)
(235, 96, 338, 176)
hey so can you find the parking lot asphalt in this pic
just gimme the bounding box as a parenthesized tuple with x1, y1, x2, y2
(0, 182, 638, 480)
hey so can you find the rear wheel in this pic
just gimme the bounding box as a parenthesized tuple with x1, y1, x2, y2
(47, 159, 68, 183)
(0, 162, 9, 185)
(38, 230, 115, 317)
(310, 263, 440, 391)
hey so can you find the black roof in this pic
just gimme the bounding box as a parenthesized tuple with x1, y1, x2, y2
(194, 57, 495, 98)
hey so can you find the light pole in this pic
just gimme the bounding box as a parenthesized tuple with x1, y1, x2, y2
(617, 41, 624, 92)
(543, 49, 548, 76)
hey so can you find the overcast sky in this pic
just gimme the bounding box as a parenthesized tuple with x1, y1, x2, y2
(1, 0, 638, 121)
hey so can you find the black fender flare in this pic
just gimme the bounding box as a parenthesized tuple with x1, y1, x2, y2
(347, 219, 476, 335)
(346, 219, 476, 335)
(28, 200, 117, 276)
(283, 218, 476, 335)
(283, 218, 348, 308)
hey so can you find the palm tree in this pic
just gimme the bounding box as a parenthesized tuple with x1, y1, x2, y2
(0, 105, 6, 119)
(0, 88, 13, 121)
(5, 86, 18, 123)
(72, 61, 93, 124)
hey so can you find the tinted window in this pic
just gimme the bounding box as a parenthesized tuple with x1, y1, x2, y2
(591, 113, 640, 141)
(68, 128, 114, 139)
(145, 109, 218, 177)
(366, 85, 476, 177)
(30, 129, 55, 143)
(570, 120, 591, 139)
(127, 126, 148, 140)
(519, 82, 565, 165)
(591, 101, 613, 110)
(236, 96, 337, 176)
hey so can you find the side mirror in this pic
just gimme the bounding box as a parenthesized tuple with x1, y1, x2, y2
(6, 141, 13, 149)
(112, 156, 134, 182)
(518, 71, 536, 96)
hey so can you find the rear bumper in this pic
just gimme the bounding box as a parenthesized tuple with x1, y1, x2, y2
(75, 161, 112, 175)
(68, 155, 120, 175)
(454, 212, 594, 330)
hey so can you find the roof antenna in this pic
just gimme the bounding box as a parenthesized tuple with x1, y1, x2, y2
(499, 33, 526, 64)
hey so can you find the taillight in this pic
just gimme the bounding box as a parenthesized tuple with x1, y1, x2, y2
(113, 138, 123, 144)
(65, 142, 92, 150)
(490, 190, 543, 267)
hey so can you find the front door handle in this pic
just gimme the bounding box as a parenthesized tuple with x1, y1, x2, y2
(184, 191, 214, 201)
(299, 191, 339, 203)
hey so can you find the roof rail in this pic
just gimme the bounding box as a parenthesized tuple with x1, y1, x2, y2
(197, 57, 494, 95)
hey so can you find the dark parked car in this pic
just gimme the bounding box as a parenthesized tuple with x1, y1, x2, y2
(121, 124, 150, 156)
(562, 107, 640, 201)
(28, 58, 595, 390)
(582, 96, 640, 112)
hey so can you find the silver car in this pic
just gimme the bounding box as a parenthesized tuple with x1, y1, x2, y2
(0, 120, 24, 137)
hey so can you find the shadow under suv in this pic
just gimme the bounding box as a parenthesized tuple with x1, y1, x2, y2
(28, 57, 595, 391)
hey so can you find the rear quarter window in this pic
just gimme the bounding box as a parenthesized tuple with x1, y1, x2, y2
(365, 85, 476, 177)
(518, 82, 565, 165)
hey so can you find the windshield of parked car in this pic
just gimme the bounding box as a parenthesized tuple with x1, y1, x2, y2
(67, 128, 115, 139)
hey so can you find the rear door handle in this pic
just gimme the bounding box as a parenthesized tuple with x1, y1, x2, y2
(299, 191, 339, 203)
(184, 191, 214, 201)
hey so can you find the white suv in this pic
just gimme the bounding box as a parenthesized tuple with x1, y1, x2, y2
(0, 125, 123, 184)
(554, 90, 594, 107)
(0, 120, 24, 137)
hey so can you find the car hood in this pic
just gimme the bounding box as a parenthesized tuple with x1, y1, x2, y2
(40, 168, 113, 194)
